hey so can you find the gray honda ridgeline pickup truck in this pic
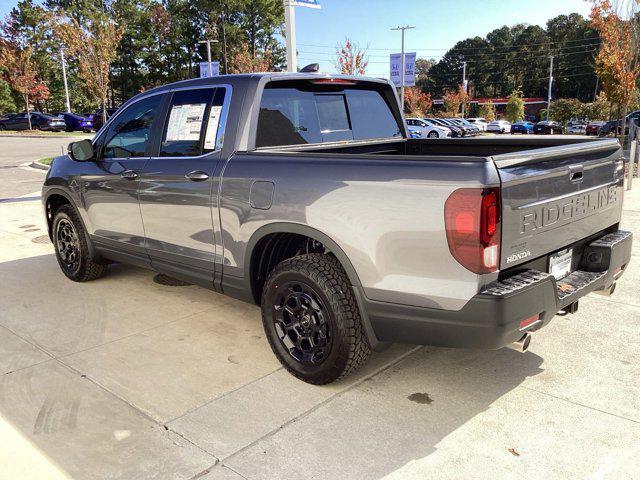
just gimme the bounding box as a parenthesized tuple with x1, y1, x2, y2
(43, 73, 632, 384)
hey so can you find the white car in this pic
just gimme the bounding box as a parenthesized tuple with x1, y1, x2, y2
(486, 120, 511, 134)
(466, 117, 488, 131)
(406, 118, 451, 138)
(567, 122, 586, 134)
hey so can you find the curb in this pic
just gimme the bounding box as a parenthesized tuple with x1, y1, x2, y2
(29, 161, 50, 171)
(0, 133, 92, 139)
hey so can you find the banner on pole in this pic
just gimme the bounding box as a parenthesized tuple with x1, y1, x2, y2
(289, 0, 321, 8)
(199, 61, 220, 78)
(389, 52, 416, 87)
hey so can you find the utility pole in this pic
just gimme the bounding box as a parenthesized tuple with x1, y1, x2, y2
(461, 61, 467, 118)
(219, 0, 228, 74)
(391, 25, 415, 111)
(60, 49, 71, 113)
(198, 39, 218, 76)
(546, 55, 554, 120)
(284, 1, 297, 72)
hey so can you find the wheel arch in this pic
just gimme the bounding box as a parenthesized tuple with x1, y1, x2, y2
(244, 222, 363, 305)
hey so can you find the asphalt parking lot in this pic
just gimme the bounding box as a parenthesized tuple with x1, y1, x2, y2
(0, 135, 639, 480)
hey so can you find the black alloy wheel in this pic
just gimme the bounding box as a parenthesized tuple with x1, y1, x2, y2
(55, 218, 81, 276)
(273, 280, 332, 366)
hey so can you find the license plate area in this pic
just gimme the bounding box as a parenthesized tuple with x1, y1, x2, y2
(549, 248, 572, 279)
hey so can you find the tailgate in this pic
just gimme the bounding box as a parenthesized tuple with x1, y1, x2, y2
(494, 139, 624, 269)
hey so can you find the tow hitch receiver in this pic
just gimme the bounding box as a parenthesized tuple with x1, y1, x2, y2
(558, 300, 579, 316)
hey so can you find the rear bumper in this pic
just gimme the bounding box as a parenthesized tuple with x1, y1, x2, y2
(360, 230, 632, 350)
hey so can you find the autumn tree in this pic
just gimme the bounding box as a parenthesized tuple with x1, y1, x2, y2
(479, 102, 496, 121)
(442, 85, 469, 116)
(590, 0, 640, 144)
(0, 42, 38, 129)
(229, 43, 273, 73)
(505, 89, 525, 123)
(54, 11, 123, 124)
(403, 87, 432, 116)
(335, 38, 368, 75)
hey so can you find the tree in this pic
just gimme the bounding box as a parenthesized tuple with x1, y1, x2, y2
(479, 101, 496, 121)
(403, 87, 432, 116)
(0, 79, 17, 113)
(442, 85, 469, 116)
(335, 38, 368, 75)
(590, 0, 640, 144)
(545, 98, 583, 124)
(54, 10, 123, 124)
(581, 91, 610, 120)
(505, 89, 525, 123)
(0, 42, 38, 129)
(229, 43, 273, 73)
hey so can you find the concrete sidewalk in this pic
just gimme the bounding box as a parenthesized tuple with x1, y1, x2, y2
(1, 180, 639, 479)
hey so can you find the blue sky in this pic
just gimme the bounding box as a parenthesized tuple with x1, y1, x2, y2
(1, 0, 592, 77)
(293, 0, 592, 76)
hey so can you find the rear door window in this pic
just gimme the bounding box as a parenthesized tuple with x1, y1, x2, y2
(160, 88, 227, 157)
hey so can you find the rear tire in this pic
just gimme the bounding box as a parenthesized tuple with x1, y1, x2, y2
(52, 205, 108, 282)
(261, 254, 371, 384)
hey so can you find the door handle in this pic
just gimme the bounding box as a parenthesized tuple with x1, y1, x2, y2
(121, 170, 138, 180)
(185, 170, 209, 181)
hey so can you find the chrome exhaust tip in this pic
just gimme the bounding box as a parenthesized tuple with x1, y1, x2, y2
(505, 333, 531, 353)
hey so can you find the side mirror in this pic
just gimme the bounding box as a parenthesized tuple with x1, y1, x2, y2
(68, 139, 94, 162)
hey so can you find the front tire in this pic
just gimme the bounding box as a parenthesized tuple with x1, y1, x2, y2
(427, 131, 439, 138)
(261, 254, 371, 384)
(52, 205, 108, 282)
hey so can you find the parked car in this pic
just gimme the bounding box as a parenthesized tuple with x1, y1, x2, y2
(534, 120, 564, 135)
(44, 72, 632, 385)
(406, 125, 422, 138)
(466, 117, 488, 131)
(406, 118, 450, 138)
(0, 111, 66, 131)
(586, 121, 606, 136)
(447, 118, 481, 136)
(424, 118, 464, 137)
(54, 112, 94, 132)
(600, 112, 640, 136)
(0, 113, 18, 128)
(510, 121, 534, 134)
(91, 108, 118, 132)
(567, 122, 587, 135)
(486, 120, 511, 133)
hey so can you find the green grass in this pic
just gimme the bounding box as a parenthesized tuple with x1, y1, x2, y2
(38, 157, 54, 166)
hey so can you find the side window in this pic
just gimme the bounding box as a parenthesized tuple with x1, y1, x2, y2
(160, 88, 225, 157)
(103, 95, 161, 159)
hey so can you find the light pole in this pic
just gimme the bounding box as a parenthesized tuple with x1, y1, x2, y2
(461, 61, 467, 118)
(60, 48, 71, 113)
(284, 0, 297, 72)
(199, 39, 219, 76)
(391, 25, 415, 110)
(546, 55, 554, 120)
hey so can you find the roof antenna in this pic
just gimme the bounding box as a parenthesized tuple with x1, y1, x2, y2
(299, 63, 319, 73)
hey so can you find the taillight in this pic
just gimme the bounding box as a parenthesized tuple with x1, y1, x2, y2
(444, 187, 501, 274)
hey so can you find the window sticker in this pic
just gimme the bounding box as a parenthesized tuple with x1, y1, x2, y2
(203, 105, 223, 150)
(165, 103, 206, 141)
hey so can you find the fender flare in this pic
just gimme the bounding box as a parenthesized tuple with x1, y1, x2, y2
(243, 223, 388, 351)
(43, 187, 101, 262)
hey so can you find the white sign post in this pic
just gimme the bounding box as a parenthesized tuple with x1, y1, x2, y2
(389, 52, 416, 87)
(284, 0, 321, 72)
(199, 61, 220, 78)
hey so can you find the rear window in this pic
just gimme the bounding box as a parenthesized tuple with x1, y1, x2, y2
(256, 82, 401, 148)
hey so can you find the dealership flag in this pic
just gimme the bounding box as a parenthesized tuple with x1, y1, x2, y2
(389, 52, 416, 87)
(199, 61, 220, 78)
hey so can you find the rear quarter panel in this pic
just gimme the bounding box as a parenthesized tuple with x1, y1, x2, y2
(219, 152, 500, 310)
